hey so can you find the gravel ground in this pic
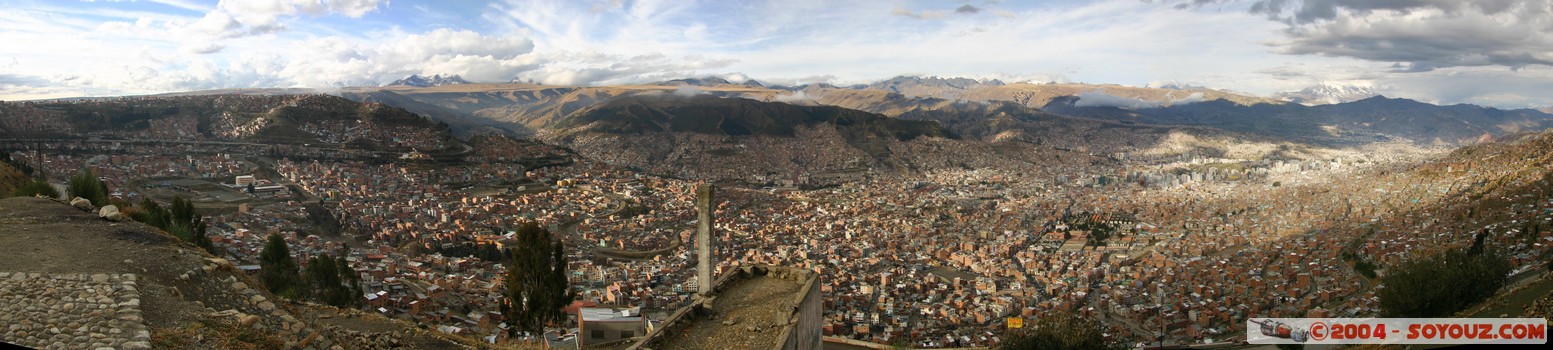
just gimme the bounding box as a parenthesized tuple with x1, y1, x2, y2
(655, 275, 803, 350)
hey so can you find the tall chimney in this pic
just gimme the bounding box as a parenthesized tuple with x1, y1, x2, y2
(696, 184, 716, 296)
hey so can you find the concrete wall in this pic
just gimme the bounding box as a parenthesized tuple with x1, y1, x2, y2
(782, 267, 824, 350)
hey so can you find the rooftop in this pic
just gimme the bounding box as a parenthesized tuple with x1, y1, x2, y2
(581, 307, 642, 323)
(630, 266, 818, 350)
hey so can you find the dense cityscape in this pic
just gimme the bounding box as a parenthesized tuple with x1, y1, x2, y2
(4, 2, 1553, 349)
(4, 89, 1552, 348)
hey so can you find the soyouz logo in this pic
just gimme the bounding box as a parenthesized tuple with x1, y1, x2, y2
(1247, 318, 1548, 344)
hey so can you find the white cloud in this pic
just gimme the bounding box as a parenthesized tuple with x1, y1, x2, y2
(892, 7, 947, 20)
(181, 0, 383, 40)
(510, 52, 734, 86)
(6, 0, 1553, 108)
(1075, 90, 1163, 109)
(771, 90, 812, 103)
(181, 42, 225, 54)
(328, 0, 383, 18)
(266, 29, 536, 87)
(0, 16, 536, 99)
(1254, 0, 1553, 71)
(672, 85, 704, 96)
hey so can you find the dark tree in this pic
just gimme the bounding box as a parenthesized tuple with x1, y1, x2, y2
(1000, 310, 1116, 350)
(1379, 247, 1511, 317)
(1083, 221, 1116, 247)
(1352, 259, 1378, 279)
(307, 254, 338, 295)
(135, 196, 213, 254)
(260, 233, 306, 299)
(501, 222, 576, 339)
(306, 253, 359, 307)
(1468, 229, 1487, 256)
(335, 255, 363, 308)
(68, 169, 109, 206)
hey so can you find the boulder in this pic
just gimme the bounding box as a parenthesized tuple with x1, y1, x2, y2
(98, 205, 127, 222)
(239, 314, 260, 327)
(70, 197, 94, 211)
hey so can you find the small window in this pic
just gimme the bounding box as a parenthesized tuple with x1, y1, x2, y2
(621, 330, 634, 338)
(591, 330, 605, 339)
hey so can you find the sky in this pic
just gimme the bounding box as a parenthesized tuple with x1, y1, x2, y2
(2, 0, 1552, 107)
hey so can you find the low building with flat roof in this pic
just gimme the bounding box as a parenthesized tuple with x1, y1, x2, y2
(579, 306, 647, 348)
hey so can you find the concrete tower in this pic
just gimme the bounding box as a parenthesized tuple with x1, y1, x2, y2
(695, 183, 715, 296)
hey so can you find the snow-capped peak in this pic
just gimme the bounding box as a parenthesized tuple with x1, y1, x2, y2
(385, 74, 471, 87)
(1276, 82, 1378, 105)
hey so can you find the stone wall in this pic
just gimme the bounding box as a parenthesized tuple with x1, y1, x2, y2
(0, 272, 151, 350)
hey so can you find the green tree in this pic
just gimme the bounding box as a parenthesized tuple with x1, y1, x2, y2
(1000, 310, 1116, 350)
(188, 218, 214, 254)
(167, 197, 207, 250)
(131, 198, 168, 230)
(1084, 221, 1115, 247)
(501, 222, 576, 339)
(1378, 247, 1512, 317)
(335, 255, 363, 308)
(304, 253, 362, 308)
(12, 179, 59, 198)
(260, 233, 306, 299)
(133, 196, 214, 254)
(68, 169, 109, 206)
(307, 254, 339, 303)
(1352, 258, 1378, 279)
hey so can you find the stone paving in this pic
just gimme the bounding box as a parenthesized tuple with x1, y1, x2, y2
(0, 272, 150, 350)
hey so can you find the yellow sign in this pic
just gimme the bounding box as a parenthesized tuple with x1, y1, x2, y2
(1007, 317, 1024, 329)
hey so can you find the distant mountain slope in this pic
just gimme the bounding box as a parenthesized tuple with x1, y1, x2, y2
(552, 94, 949, 158)
(345, 77, 1551, 148)
(864, 76, 1004, 99)
(350, 84, 781, 131)
(650, 76, 766, 88)
(329, 76, 1551, 153)
(553, 94, 949, 139)
(338, 89, 529, 137)
(534, 95, 958, 182)
(1045, 95, 1553, 146)
(1316, 96, 1550, 143)
(807, 76, 1277, 110)
(0, 95, 461, 151)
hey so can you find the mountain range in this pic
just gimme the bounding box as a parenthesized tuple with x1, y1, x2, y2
(25, 75, 1552, 182)
(385, 74, 471, 88)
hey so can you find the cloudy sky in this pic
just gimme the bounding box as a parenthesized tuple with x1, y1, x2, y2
(2, 0, 1552, 107)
